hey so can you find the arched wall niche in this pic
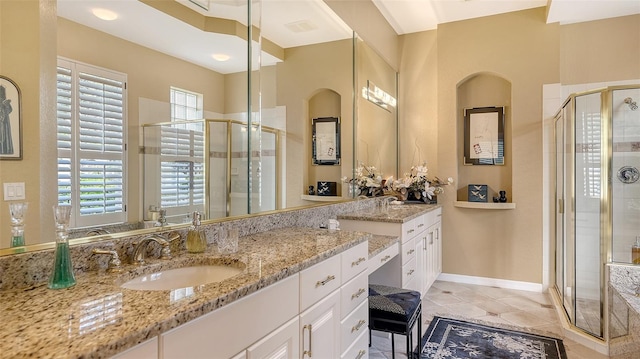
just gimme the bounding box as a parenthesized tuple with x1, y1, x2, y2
(456, 72, 513, 202)
(307, 89, 342, 196)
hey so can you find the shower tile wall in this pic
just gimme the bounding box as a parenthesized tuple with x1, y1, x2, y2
(612, 88, 640, 263)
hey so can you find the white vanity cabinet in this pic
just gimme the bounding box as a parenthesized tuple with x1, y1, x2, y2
(111, 240, 369, 359)
(422, 208, 442, 291)
(111, 337, 158, 359)
(160, 274, 300, 359)
(299, 240, 369, 359)
(340, 207, 442, 297)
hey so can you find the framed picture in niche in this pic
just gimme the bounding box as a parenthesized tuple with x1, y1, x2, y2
(463, 107, 504, 165)
(0, 76, 22, 160)
(312, 117, 340, 165)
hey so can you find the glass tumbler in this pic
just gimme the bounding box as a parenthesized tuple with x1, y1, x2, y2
(9, 202, 28, 247)
(48, 205, 76, 289)
(218, 228, 239, 254)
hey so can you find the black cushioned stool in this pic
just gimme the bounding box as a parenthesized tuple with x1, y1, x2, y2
(369, 284, 422, 359)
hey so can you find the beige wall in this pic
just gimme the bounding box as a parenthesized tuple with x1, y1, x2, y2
(560, 14, 640, 85)
(400, 9, 640, 285)
(0, 1, 56, 247)
(277, 39, 354, 207)
(401, 7, 560, 284)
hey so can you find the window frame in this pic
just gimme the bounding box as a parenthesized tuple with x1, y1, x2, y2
(56, 57, 128, 228)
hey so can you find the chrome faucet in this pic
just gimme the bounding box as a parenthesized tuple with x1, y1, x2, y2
(132, 232, 180, 265)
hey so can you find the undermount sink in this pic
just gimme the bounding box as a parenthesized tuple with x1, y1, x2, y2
(121, 263, 245, 291)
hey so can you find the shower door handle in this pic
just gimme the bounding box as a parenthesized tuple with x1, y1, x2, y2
(558, 199, 564, 214)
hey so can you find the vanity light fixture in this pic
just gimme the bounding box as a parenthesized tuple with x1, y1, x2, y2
(362, 80, 396, 111)
(92, 8, 118, 21)
(212, 54, 231, 62)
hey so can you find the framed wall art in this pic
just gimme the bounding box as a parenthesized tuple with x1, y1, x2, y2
(464, 106, 504, 165)
(0, 75, 22, 160)
(312, 117, 340, 165)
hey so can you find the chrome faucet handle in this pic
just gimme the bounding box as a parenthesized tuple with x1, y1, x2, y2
(92, 248, 122, 273)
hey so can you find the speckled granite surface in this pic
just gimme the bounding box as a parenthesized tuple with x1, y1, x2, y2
(0, 227, 369, 359)
(368, 234, 400, 258)
(609, 264, 640, 313)
(337, 203, 440, 223)
(608, 264, 640, 358)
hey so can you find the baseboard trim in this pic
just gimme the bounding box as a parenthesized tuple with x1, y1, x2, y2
(438, 273, 543, 293)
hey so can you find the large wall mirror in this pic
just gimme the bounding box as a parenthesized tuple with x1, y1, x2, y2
(0, 0, 398, 253)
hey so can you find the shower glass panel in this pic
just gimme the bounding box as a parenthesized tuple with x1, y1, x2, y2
(143, 120, 281, 221)
(574, 92, 603, 337)
(553, 85, 640, 340)
(611, 88, 640, 264)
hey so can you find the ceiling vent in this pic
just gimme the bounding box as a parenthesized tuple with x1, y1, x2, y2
(284, 20, 318, 33)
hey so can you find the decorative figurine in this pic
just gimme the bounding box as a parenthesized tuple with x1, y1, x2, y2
(498, 190, 507, 203)
(308, 185, 315, 195)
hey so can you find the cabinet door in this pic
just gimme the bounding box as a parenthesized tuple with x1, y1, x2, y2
(111, 337, 157, 359)
(415, 234, 426, 296)
(247, 317, 300, 359)
(434, 220, 442, 277)
(300, 290, 340, 359)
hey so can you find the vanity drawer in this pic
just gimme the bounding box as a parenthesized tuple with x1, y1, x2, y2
(401, 218, 419, 242)
(340, 328, 368, 359)
(340, 299, 369, 354)
(402, 256, 417, 286)
(300, 255, 342, 310)
(340, 270, 368, 319)
(401, 237, 416, 265)
(368, 241, 399, 275)
(341, 241, 368, 283)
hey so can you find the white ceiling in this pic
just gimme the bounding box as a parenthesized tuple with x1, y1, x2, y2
(57, 0, 640, 74)
(374, 0, 640, 35)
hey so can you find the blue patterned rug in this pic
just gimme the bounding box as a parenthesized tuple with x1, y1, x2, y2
(418, 317, 568, 359)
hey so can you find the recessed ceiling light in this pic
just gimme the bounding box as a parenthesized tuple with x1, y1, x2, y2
(212, 54, 230, 62)
(92, 8, 118, 21)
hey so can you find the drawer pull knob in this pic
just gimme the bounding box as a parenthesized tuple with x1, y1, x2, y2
(407, 229, 415, 234)
(418, 223, 424, 228)
(356, 350, 366, 359)
(407, 269, 415, 276)
(316, 275, 336, 287)
(351, 319, 366, 333)
(380, 255, 391, 262)
(351, 288, 366, 299)
(351, 257, 366, 267)
(407, 249, 415, 255)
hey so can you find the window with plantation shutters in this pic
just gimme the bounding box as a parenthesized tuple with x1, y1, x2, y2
(159, 87, 204, 213)
(56, 58, 127, 228)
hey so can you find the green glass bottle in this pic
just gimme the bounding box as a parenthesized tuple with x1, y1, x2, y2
(48, 205, 76, 289)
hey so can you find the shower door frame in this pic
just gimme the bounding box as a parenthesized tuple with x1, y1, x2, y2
(551, 86, 621, 340)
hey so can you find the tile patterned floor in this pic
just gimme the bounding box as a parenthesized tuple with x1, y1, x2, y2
(369, 280, 610, 359)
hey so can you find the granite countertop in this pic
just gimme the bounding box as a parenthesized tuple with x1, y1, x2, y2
(338, 203, 440, 223)
(608, 264, 640, 314)
(368, 234, 400, 258)
(0, 227, 369, 359)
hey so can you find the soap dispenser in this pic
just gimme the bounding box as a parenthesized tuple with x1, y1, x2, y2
(633, 236, 640, 264)
(186, 211, 207, 253)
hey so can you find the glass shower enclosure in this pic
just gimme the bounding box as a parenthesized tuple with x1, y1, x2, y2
(142, 119, 281, 223)
(553, 85, 640, 339)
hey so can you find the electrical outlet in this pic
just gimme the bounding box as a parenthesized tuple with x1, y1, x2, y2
(4, 182, 25, 201)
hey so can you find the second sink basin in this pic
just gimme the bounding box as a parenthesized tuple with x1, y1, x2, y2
(121, 263, 245, 291)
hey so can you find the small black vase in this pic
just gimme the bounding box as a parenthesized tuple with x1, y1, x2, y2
(498, 190, 507, 203)
(308, 185, 315, 195)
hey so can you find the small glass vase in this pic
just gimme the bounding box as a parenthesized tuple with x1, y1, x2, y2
(9, 202, 28, 247)
(48, 205, 76, 290)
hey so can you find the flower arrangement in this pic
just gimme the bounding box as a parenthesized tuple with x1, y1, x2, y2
(385, 163, 453, 202)
(342, 164, 384, 197)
